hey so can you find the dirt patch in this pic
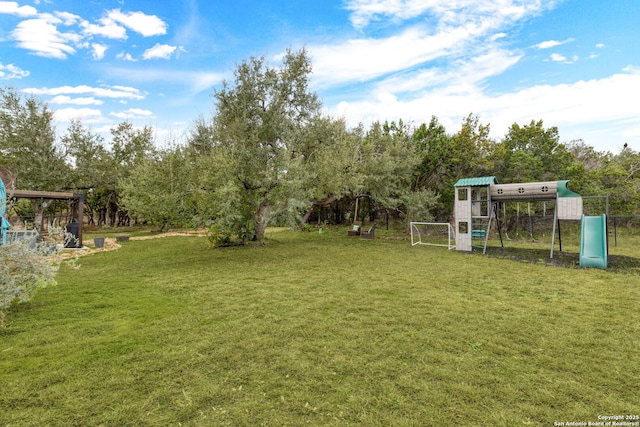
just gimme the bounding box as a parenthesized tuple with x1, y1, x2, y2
(54, 238, 121, 261)
(54, 230, 207, 261)
(130, 230, 207, 241)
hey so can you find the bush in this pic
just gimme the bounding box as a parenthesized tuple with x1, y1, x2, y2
(0, 238, 59, 327)
(206, 223, 227, 247)
(206, 223, 238, 247)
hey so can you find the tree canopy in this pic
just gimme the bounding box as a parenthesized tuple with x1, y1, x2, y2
(194, 48, 324, 243)
(2, 50, 639, 241)
(0, 87, 67, 191)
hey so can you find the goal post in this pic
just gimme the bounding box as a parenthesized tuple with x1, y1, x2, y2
(410, 222, 456, 249)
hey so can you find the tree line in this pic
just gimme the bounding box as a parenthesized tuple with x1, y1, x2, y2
(1, 49, 639, 244)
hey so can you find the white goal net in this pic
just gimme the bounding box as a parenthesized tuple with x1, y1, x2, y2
(410, 222, 455, 249)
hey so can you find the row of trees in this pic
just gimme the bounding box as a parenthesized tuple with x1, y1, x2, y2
(2, 49, 640, 244)
(0, 86, 154, 227)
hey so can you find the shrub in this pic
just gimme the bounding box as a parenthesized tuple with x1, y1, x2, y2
(206, 223, 234, 248)
(0, 238, 59, 327)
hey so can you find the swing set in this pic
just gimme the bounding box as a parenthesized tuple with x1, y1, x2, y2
(453, 176, 607, 268)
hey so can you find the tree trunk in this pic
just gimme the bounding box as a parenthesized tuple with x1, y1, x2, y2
(253, 199, 270, 243)
(33, 200, 44, 232)
(302, 206, 314, 225)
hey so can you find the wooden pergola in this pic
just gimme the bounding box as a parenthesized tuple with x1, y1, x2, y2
(8, 190, 84, 246)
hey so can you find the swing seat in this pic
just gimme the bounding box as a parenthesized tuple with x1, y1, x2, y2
(348, 222, 362, 236)
(360, 223, 376, 239)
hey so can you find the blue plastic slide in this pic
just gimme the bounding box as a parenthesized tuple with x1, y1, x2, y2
(579, 214, 608, 269)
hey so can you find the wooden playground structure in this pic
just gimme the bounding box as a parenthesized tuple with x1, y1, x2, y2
(1, 170, 85, 247)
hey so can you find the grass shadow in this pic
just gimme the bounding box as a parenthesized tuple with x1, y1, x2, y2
(481, 245, 640, 273)
(482, 245, 579, 268)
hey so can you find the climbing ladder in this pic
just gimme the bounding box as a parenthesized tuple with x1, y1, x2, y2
(470, 187, 491, 252)
(472, 202, 504, 254)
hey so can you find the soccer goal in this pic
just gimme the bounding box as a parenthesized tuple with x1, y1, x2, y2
(410, 222, 456, 249)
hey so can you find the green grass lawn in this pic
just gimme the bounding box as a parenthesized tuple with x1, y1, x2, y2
(1, 228, 639, 426)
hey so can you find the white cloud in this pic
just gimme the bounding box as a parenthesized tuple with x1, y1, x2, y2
(328, 69, 640, 152)
(116, 52, 137, 62)
(549, 53, 578, 64)
(311, 26, 471, 86)
(311, 1, 554, 88)
(343, 0, 551, 29)
(373, 47, 522, 95)
(313, 0, 627, 148)
(24, 85, 146, 100)
(54, 11, 80, 26)
(91, 43, 108, 60)
(621, 125, 640, 139)
(110, 108, 154, 119)
(80, 9, 166, 39)
(106, 9, 167, 37)
(81, 19, 127, 39)
(533, 38, 574, 49)
(10, 15, 81, 59)
(595, 43, 605, 49)
(0, 1, 37, 17)
(191, 72, 224, 93)
(0, 62, 29, 79)
(6, 6, 168, 59)
(50, 95, 103, 105)
(105, 67, 225, 94)
(142, 43, 178, 60)
(111, 85, 141, 93)
(53, 107, 104, 124)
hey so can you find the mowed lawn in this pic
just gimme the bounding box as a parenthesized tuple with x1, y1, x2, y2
(1, 228, 639, 426)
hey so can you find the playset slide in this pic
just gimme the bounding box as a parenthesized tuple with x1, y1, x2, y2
(579, 214, 608, 269)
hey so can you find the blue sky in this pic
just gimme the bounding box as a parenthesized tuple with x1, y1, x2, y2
(1, 0, 639, 152)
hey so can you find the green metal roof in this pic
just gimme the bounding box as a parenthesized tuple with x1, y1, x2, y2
(454, 176, 498, 187)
